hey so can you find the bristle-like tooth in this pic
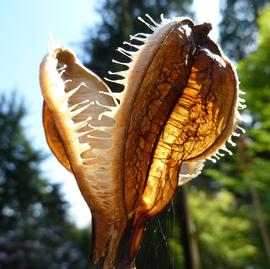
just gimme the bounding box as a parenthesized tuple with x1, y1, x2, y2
(138, 16, 156, 31)
(207, 156, 217, 163)
(104, 77, 126, 86)
(116, 47, 133, 59)
(228, 137, 236, 147)
(69, 103, 90, 118)
(112, 59, 130, 67)
(65, 83, 86, 99)
(77, 143, 92, 155)
(68, 99, 90, 112)
(108, 70, 128, 78)
(57, 64, 67, 72)
(178, 161, 205, 185)
(206, 143, 234, 164)
(76, 129, 92, 138)
(58, 69, 66, 77)
(237, 125, 246, 133)
(238, 96, 247, 110)
(159, 14, 172, 24)
(239, 97, 246, 103)
(81, 156, 95, 162)
(102, 108, 118, 119)
(63, 79, 72, 84)
(72, 119, 91, 132)
(87, 134, 111, 141)
(81, 160, 97, 167)
(129, 35, 147, 43)
(123, 41, 141, 50)
(95, 100, 116, 110)
(145, 14, 159, 27)
(160, 13, 165, 22)
(239, 89, 246, 95)
(132, 32, 150, 38)
(238, 103, 247, 110)
(82, 161, 111, 170)
(221, 145, 233, 155)
(97, 111, 108, 121)
(232, 131, 241, 137)
(216, 150, 225, 157)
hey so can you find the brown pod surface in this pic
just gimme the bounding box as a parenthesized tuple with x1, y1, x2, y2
(39, 16, 242, 269)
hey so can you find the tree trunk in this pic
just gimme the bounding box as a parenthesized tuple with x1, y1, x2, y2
(178, 185, 201, 269)
(240, 136, 270, 264)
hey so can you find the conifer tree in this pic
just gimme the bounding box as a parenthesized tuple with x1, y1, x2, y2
(219, 0, 269, 60)
(0, 94, 93, 269)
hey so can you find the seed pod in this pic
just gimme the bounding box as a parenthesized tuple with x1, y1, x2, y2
(40, 16, 244, 269)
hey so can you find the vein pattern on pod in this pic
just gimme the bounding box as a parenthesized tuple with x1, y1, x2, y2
(39, 15, 244, 269)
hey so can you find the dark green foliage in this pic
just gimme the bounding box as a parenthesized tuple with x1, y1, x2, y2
(219, 0, 269, 61)
(0, 94, 92, 269)
(238, 6, 270, 260)
(188, 4, 270, 268)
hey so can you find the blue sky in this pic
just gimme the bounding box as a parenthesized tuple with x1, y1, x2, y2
(0, 0, 99, 228)
(0, 0, 220, 228)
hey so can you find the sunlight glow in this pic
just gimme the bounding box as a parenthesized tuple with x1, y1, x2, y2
(1, 0, 221, 229)
(193, 0, 221, 41)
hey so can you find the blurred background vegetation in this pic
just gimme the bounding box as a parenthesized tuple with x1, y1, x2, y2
(1, 0, 270, 268)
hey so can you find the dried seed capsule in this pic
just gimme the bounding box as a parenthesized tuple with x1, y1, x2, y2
(40, 16, 243, 269)
(40, 48, 126, 268)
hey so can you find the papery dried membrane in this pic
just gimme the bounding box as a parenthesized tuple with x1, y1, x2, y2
(40, 15, 243, 269)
